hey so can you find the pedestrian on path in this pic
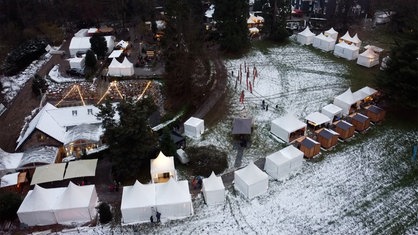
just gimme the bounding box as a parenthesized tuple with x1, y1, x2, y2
(156, 211, 161, 223)
(266, 104, 269, 111)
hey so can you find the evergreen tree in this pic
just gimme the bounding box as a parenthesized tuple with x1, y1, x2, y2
(213, 0, 250, 53)
(160, 127, 177, 157)
(89, 35, 107, 59)
(84, 49, 97, 78)
(31, 74, 48, 96)
(96, 98, 159, 181)
(0, 191, 22, 221)
(375, 22, 418, 111)
(261, 0, 291, 42)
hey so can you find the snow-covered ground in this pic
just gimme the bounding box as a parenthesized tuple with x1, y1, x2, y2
(5, 42, 418, 234)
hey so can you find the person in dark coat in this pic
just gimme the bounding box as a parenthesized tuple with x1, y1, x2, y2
(156, 211, 161, 223)
(150, 215, 154, 223)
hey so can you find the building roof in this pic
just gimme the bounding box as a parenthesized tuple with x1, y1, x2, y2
(367, 105, 383, 114)
(18, 146, 58, 169)
(352, 113, 369, 123)
(306, 112, 331, 126)
(301, 137, 319, 149)
(318, 128, 338, 140)
(232, 118, 252, 135)
(336, 120, 353, 131)
(64, 123, 102, 145)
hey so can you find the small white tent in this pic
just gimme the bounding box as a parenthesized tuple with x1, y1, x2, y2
(313, 33, 336, 51)
(53, 182, 98, 225)
(17, 185, 64, 226)
(202, 171, 225, 205)
(234, 161, 268, 199)
(108, 58, 122, 76)
(121, 181, 156, 224)
(264, 145, 303, 180)
(324, 27, 338, 40)
(68, 57, 85, 70)
(184, 117, 204, 138)
(339, 31, 353, 44)
(280, 145, 304, 171)
(334, 41, 359, 60)
(333, 88, 356, 115)
(351, 33, 362, 48)
(353, 86, 378, 104)
(357, 48, 379, 68)
(297, 26, 315, 45)
(271, 114, 306, 143)
(150, 151, 177, 183)
(321, 104, 343, 121)
(120, 57, 134, 76)
(155, 178, 193, 219)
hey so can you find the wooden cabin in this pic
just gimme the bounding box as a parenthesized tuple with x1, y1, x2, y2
(349, 113, 370, 132)
(365, 105, 386, 123)
(334, 120, 355, 140)
(297, 137, 320, 158)
(315, 128, 339, 149)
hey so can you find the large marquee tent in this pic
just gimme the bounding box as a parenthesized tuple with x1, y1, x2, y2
(234, 161, 268, 199)
(264, 145, 304, 180)
(155, 178, 194, 219)
(270, 114, 307, 143)
(121, 181, 156, 224)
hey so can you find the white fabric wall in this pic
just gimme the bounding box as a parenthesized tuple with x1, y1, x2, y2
(264, 154, 291, 180)
(357, 55, 379, 68)
(18, 210, 57, 226)
(184, 117, 204, 138)
(333, 97, 351, 116)
(203, 189, 225, 205)
(270, 120, 289, 143)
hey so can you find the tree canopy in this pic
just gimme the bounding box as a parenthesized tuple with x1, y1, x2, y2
(90, 35, 108, 59)
(261, 0, 291, 42)
(96, 98, 159, 181)
(31, 74, 48, 96)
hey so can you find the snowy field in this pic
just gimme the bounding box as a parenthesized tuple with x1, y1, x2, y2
(63, 42, 418, 234)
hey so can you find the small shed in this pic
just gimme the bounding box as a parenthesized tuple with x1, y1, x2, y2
(305, 111, 331, 129)
(232, 117, 253, 135)
(297, 26, 315, 45)
(315, 128, 339, 149)
(271, 114, 306, 143)
(357, 48, 379, 68)
(297, 137, 320, 158)
(334, 120, 355, 140)
(150, 151, 177, 183)
(321, 104, 343, 122)
(202, 171, 225, 205)
(365, 105, 386, 123)
(264, 145, 303, 180)
(184, 117, 204, 139)
(234, 161, 268, 199)
(349, 113, 370, 132)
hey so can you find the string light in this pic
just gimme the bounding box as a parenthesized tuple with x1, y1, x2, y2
(136, 81, 152, 101)
(56, 84, 85, 107)
(97, 81, 124, 104)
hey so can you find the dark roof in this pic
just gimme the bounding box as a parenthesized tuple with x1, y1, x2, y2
(367, 105, 383, 114)
(318, 129, 337, 140)
(353, 113, 369, 123)
(232, 118, 252, 135)
(170, 131, 185, 144)
(301, 138, 317, 148)
(336, 120, 353, 131)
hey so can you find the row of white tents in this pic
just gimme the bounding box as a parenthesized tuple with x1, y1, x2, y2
(297, 27, 380, 67)
(17, 182, 98, 226)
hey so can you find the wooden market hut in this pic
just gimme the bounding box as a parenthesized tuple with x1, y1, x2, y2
(333, 120, 355, 140)
(297, 137, 320, 159)
(365, 105, 386, 123)
(315, 128, 339, 149)
(348, 113, 370, 132)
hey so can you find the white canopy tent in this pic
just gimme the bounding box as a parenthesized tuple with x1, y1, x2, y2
(69, 36, 115, 57)
(68, 57, 85, 70)
(234, 161, 268, 199)
(351, 33, 362, 47)
(333, 88, 356, 115)
(264, 145, 303, 180)
(271, 114, 307, 143)
(120, 57, 134, 76)
(353, 86, 378, 103)
(17, 185, 64, 226)
(297, 26, 315, 45)
(184, 117, 204, 138)
(155, 178, 193, 219)
(150, 151, 177, 183)
(54, 182, 98, 225)
(333, 41, 359, 60)
(357, 48, 379, 68)
(339, 31, 353, 43)
(312, 33, 336, 52)
(202, 171, 225, 205)
(121, 181, 156, 224)
(108, 58, 123, 76)
(321, 104, 343, 121)
(305, 111, 332, 127)
(324, 27, 338, 40)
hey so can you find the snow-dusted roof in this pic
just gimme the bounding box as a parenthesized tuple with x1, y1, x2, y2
(108, 49, 124, 58)
(64, 124, 102, 145)
(0, 148, 23, 172)
(235, 161, 268, 185)
(335, 88, 356, 105)
(0, 172, 19, 187)
(305, 112, 331, 126)
(116, 40, 129, 49)
(322, 104, 343, 116)
(205, 4, 215, 18)
(18, 146, 58, 169)
(203, 171, 225, 192)
(364, 45, 384, 53)
(122, 181, 156, 209)
(184, 117, 204, 127)
(272, 114, 307, 133)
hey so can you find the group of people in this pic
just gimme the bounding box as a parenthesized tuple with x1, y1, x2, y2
(150, 208, 161, 223)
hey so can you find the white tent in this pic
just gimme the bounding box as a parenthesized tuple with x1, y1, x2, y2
(108, 49, 124, 59)
(353, 86, 378, 103)
(155, 178, 193, 219)
(184, 117, 204, 138)
(150, 151, 177, 183)
(351, 33, 362, 48)
(297, 26, 315, 45)
(312, 33, 336, 52)
(234, 161, 268, 199)
(305, 111, 331, 127)
(333, 88, 356, 115)
(120, 57, 134, 76)
(324, 27, 338, 40)
(264, 145, 303, 180)
(339, 31, 353, 43)
(271, 114, 306, 143)
(17, 185, 64, 226)
(333, 41, 359, 60)
(357, 48, 379, 68)
(202, 171, 225, 205)
(69, 36, 115, 57)
(108, 58, 123, 76)
(68, 57, 85, 70)
(121, 181, 156, 224)
(321, 104, 343, 121)
(54, 182, 98, 225)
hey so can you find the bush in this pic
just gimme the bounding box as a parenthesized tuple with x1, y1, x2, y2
(186, 145, 228, 176)
(97, 202, 112, 224)
(0, 191, 22, 221)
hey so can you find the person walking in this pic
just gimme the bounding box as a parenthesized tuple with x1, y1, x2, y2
(156, 211, 161, 223)
(150, 215, 154, 223)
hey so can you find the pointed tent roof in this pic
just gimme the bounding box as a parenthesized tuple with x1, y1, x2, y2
(315, 33, 327, 40)
(324, 27, 338, 35)
(352, 33, 361, 44)
(122, 57, 133, 67)
(235, 161, 268, 185)
(353, 86, 377, 101)
(340, 31, 352, 42)
(336, 41, 350, 48)
(359, 48, 378, 58)
(156, 178, 191, 205)
(54, 182, 96, 209)
(299, 26, 315, 37)
(203, 171, 225, 192)
(18, 185, 64, 212)
(109, 58, 122, 68)
(121, 180, 156, 209)
(335, 88, 356, 105)
(150, 151, 175, 175)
